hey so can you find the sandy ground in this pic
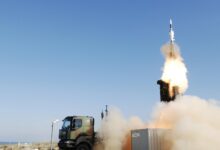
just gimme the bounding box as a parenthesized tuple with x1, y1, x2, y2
(0, 143, 59, 150)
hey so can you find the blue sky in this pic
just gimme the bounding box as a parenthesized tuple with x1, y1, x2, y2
(0, 0, 220, 142)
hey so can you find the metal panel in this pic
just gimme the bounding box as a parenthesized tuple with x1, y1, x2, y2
(148, 129, 163, 150)
(131, 128, 168, 150)
(131, 129, 149, 150)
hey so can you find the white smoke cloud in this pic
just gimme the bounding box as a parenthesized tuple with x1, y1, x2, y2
(97, 96, 220, 150)
(96, 108, 147, 150)
(152, 95, 220, 150)
(97, 108, 128, 150)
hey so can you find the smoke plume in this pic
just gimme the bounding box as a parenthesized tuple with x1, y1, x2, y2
(152, 95, 220, 150)
(96, 108, 146, 150)
(97, 96, 220, 150)
(161, 43, 188, 95)
(97, 108, 128, 150)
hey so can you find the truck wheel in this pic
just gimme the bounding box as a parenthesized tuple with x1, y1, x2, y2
(76, 144, 90, 150)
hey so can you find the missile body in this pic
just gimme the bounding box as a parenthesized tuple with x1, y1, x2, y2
(169, 19, 175, 43)
(169, 19, 175, 58)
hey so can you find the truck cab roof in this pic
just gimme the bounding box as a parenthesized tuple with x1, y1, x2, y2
(63, 116, 94, 121)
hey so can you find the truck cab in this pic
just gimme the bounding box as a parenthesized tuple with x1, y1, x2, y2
(58, 116, 95, 150)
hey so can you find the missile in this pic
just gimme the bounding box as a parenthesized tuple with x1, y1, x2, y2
(169, 19, 175, 43)
(169, 19, 175, 58)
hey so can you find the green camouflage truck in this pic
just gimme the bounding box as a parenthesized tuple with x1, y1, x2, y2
(58, 116, 96, 150)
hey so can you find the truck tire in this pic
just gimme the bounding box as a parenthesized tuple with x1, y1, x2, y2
(76, 144, 90, 150)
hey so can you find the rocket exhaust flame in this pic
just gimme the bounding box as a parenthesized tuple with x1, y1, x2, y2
(161, 43, 188, 96)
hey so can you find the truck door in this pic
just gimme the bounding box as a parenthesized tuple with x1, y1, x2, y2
(70, 118, 83, 139)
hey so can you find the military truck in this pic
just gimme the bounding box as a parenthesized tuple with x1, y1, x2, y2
(58, 116, 96, 150)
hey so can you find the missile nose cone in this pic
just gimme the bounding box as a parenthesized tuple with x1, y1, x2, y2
(169, 19, 173, 29)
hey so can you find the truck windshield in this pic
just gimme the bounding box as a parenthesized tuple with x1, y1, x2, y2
(62, 119, 71, 129)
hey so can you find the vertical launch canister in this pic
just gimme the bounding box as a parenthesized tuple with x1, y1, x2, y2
(157, 80, 178, 102)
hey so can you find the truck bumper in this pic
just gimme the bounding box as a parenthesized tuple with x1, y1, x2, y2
(58, 140, 76, 149)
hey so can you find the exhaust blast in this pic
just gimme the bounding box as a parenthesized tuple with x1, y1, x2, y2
(97, 97, 220, 150)
(151, 95, 220, 150)
(158, 20, 188, 102)
(97, 108, 128, 150)
(160, 43, 188, 96)
(96, 108, 146, 150)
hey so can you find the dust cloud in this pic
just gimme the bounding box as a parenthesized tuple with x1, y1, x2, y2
(97, 96, 220, 150)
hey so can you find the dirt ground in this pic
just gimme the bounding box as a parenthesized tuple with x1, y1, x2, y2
(0, 143, 59, 150)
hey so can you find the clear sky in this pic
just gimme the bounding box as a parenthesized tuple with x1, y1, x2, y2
(0, 0, 220, 142)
